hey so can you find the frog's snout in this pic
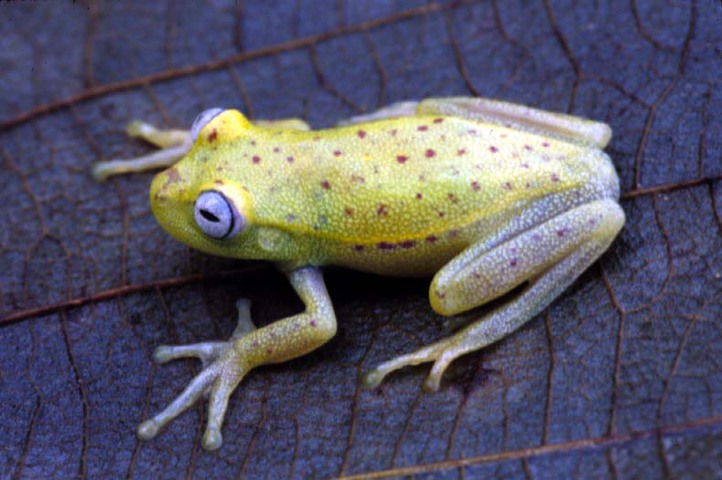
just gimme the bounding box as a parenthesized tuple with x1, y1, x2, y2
(150, 170, 167, 208)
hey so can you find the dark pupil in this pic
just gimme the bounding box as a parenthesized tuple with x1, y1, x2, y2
(200, 209, 219, 222)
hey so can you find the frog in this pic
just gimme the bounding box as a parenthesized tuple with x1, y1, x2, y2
(93, 97, 625, 450)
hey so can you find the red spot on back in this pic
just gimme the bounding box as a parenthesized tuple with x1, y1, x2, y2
(287, 156, 295, 163)
(503, 182, 513, 190)
(310, 319, 318, 327)
(425, 149, 436, 158)
(542, 142, 550, 148)
(489, 146, 498, 153)
(377, 242, 397, 251)
(557, 228, 568, 237)
(433, 118, 444, 124)
(334, 150, 343, 157)
(521, 162, 529, 169)
(389, 129, 398, 136)
(417, 125, 428, 131)
(252, 155, 261, 164)
(524, 145, 533, 151)
(397, 155, 408, 163)
(457, 149, 466, 156)
(273, 147, 280, 153)
(250, 140, 257, 146)
(321, 180, 331, 190)
(399, 240, 416, 249)
(354, 245, 365, 252)
(471, 181, 480, 191)
(207, 129, 218, 142)
(357, 130, 367, 139)
(376, 204, 388, 216)
(447, 193, 458, 204)
(415, 193, 423, 200)
(551, 173, 560, 182)
(344, 207, 354, 217)
(510, 259, 518, 267)
(426, 235, 438, 243)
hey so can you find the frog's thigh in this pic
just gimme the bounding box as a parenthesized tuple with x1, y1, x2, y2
(365, 199, 624, 391)
(416, 97, 612, 148)
(337, 101, 420, 125)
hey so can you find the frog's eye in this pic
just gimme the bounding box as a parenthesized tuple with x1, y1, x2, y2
(194, 190, 243, 239)
(191, 108, 224, 142)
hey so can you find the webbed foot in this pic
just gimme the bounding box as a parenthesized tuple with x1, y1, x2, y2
(138, 299, 255, 450)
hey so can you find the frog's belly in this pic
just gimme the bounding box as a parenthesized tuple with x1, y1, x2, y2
(322, 233, 472, 277)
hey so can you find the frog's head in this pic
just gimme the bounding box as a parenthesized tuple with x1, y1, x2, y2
(150, 109, 259, 258)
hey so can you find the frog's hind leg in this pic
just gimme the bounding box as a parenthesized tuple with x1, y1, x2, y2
(416, 97, 612, 148)
(337, 101, 420, 126)
(92, 121, 192, 181)
(364, 199, 624, 392)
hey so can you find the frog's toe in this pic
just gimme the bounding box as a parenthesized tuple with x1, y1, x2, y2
(138, 347, 248, 448)
(363, 341, 447, 389)
(230, 298, 256, 340)
(423, 349, 460, 392)
(202, 359, 244, 450)
(137, 362, 220, 440)
(153, 341, 228, 367)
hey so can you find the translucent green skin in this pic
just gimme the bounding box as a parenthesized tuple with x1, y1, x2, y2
(126, 98, 624, 450)
(151, 108, 618, 281)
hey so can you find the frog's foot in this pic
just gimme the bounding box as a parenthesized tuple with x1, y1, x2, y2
(138, 341, 249, 450)
(364, 337, 464, 392)
(138, 299, 255, 450)
(153, 299, 255, 368)
(92, 121, 191, 181)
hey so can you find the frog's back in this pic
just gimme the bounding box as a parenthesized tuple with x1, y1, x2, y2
(245, 115, 616, 275)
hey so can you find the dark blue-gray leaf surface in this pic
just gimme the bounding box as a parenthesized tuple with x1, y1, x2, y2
(2, 1, 721, 479)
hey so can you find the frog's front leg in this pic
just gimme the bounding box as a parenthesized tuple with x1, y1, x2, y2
(92, 121, 193, 181)
(92, 113, 312, 181)
(365, 199, 624, 391)
(138, 266, 336, 450)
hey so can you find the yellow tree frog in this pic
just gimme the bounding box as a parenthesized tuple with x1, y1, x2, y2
(93, 97, 625, 450)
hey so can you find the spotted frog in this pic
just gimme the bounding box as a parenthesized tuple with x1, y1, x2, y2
(94, 97, 624, 450)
